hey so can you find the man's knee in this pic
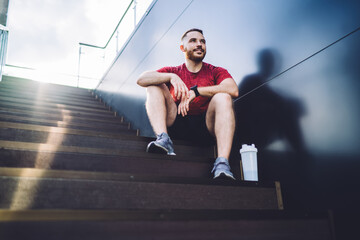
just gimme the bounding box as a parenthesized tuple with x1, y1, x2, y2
(146, 83, 167, 95)
(207, 93, 234, 124)
(211, 93, 233, 108)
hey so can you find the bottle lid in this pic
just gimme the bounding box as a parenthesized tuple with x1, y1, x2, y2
(240, 144, 258, 153)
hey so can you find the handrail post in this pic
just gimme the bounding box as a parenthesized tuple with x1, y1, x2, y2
(77, 45, 82, 88)
(134, 0, 137, 27)
(0, 25, 9, 82)
(116, 30, 119, 53)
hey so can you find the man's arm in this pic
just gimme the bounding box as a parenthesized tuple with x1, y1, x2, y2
(196, 78, 239, 98)
(137, 70, 189, 100)
(178, 78, 239, 117)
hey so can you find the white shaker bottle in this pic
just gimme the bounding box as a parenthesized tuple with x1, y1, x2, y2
(240, 144, 258, 181)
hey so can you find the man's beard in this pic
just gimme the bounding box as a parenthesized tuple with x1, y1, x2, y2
(186, 48, 206, 62)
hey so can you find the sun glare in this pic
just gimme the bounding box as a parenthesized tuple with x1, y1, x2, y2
(10, 107, 72, 210)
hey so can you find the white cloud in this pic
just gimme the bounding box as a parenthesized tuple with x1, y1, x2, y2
(5, 0, 151, 87)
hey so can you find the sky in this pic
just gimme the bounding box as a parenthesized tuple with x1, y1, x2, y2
(5, 0, 152, 88)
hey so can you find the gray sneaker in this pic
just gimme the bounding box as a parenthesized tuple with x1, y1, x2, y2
(146, 132, 176, 155)
(212, 157, 235, 180)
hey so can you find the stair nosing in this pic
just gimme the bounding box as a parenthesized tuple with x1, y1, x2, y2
(0, 85, 94, 100)
(0, 95, 109, 111)
(0, 114, 130, 130)
(0, 209, 327, 222)
(0, 121, 211, 147)
(0, 140, 213, 163)
(0, 103, 118, 119)
(0, 167, 274, 188)
(0, 107, 123, 124)
(0, 121, 136, 138)
(0, 100, 112, 114)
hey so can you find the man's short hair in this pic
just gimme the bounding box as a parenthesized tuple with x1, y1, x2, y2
(181, 28, 204, 41)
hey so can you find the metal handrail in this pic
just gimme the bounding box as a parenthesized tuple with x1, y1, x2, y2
(77, 0, 136, 87)
(0, 24, 9, 31)
(79, 0, 135, 49)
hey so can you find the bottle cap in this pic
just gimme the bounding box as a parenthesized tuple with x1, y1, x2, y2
(240, 144, 258, 153)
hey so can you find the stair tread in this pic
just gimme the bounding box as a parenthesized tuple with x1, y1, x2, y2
(0, 84, 94, 100)
(0, 168, 280, 210)
(0, 77, 92, 95)
(0, 121, 136, 138)
(0, 95, 111, 112)
(0, 121, 214, 147)
(0, 114, 131, 132)
(0, 87, 96, 102)
(0, 107, 124, 124)
(0, 140, 214, 163)
(0, 149, 214, 178)
(0, 209, 329, 222)
(0, 101, 114, 116)
(0, 126, 213, 158)
(0, 167, 270, 187)
(0, 139, 159, 158)
(0, 89, 102, 105)
(0, 211, 333, 240)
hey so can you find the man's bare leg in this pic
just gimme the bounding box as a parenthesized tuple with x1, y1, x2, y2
(145, 84, 177, 155)
(206, 93, 236, 159)
(206, 93, 236, 179)
(146, 84, 177, 135)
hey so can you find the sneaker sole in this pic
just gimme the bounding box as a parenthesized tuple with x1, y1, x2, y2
(213, 172, 236, 180)
(146, 142, 176, 155)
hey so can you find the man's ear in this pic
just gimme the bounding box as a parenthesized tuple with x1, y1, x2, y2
(180, 44, 185, 52)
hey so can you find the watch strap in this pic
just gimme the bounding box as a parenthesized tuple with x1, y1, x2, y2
(191, 85, 200, 97)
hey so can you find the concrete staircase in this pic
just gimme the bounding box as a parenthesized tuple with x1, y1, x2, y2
(0, 76, 335, 239)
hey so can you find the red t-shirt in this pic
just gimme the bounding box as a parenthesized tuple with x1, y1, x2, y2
(157, 62, 233, 115)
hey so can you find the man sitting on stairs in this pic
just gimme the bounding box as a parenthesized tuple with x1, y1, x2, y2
(137, 28, 239, 180)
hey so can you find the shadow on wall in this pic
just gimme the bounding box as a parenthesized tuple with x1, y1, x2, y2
(232, 49, 310, 210)
(234, 48, 307, 154)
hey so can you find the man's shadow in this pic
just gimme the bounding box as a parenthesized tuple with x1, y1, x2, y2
(231, 49, 309, 208)
(235, 48, 306, 153)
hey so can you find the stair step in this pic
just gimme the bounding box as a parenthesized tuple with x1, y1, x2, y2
(0, 86, 97, 102)
(0, 107, 123, 124)
(0, 210, 333, 240)
(0, 83, 95, 101)
(0, 114, 131, 132)
(0, 121, 135, 136)
(0, 94, 110, 112)
(0, 123, 214, 157)
(0, 140, 155, 157)
(0, 149, 213, 177)
(0, 102, 120, 120)
(0, 209, 327, 222)
(0, 167, 281, 210)
(0, 87, 101, 105)
(0, 167, 245, 186)
(0, 76, 93, 97)
(0, 139, 214, 164)
(0, 99, 112, 115)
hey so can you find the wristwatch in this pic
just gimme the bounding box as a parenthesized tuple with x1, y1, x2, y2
(190, 85, 200, 97)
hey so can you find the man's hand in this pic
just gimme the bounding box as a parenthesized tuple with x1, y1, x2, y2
(170, 74, 189, 100)
(178, 90, 196, 116)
